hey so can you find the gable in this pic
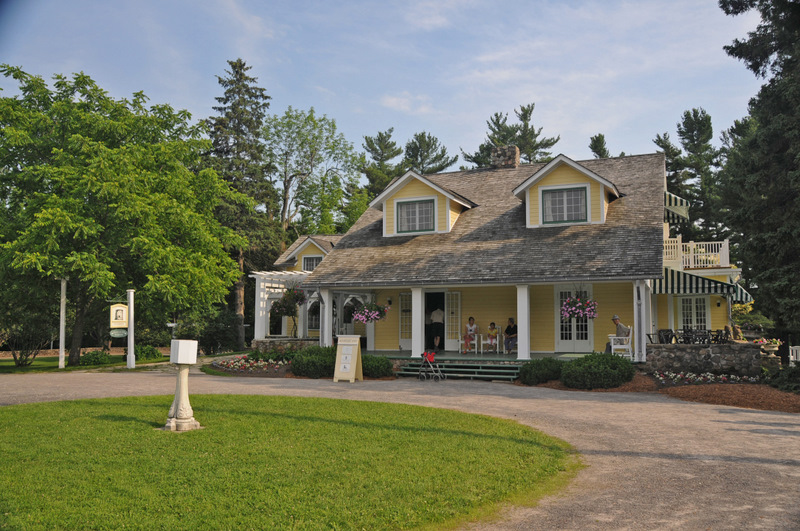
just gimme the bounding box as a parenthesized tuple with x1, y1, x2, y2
(513, 155, 620, 228)
(373, 173, 472, 237)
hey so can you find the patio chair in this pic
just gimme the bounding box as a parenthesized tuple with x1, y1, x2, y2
(790, 346, 800, 367)
(657, 329, 676, 344)
(608, 333, 633, 360)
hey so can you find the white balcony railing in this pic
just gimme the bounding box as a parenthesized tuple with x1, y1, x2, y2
(663, 237, 730, 269)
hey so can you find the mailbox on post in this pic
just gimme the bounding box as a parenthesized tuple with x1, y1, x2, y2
(170, 340, 197, 365)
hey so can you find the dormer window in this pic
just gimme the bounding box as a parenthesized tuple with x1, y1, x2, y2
(303, 256, 323, 271)
(542, 186, 587, 224)
(397, 199, 434, 233)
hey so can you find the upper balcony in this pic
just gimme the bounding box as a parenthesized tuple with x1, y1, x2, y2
(664, 236, 730, 270)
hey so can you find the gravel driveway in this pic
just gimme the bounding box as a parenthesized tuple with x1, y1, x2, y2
(2, 368, 798, 529)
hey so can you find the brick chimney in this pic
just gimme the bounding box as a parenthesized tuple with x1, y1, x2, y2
(491, 145, 520, 168)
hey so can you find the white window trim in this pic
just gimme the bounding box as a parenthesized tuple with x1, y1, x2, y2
(537, 183, 591, 227)
(302, 254, 324, 271)
(388, 195, 440, 237)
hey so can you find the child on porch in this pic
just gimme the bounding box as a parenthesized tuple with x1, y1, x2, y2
(462, 317, 478, 353)
(486, 322, 499, 352)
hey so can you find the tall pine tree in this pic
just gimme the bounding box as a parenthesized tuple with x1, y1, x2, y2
(206, 58, 278, 350)
(404, 131, 458, 174)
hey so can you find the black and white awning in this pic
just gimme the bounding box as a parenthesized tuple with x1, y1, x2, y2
(652, 268, 753, 302)
(664, 191, 690, 223)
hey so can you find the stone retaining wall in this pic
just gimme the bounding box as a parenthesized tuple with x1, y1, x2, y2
(642, 342, 762, 376)
(252, 337, 318, 353)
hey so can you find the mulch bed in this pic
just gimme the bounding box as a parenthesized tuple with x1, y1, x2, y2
(537, 372, 800, 413)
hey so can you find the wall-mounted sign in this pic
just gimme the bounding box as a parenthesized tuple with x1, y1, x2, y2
(110, 304, 128, 329)
(333, 335, 362, 383)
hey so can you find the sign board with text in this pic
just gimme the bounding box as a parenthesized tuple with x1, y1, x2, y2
(333, 335, 363, 383)
(110, 304, 128, 329)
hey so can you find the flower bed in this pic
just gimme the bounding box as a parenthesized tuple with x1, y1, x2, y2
(213, 355, 291, 376)
(653, 370, 761, 386)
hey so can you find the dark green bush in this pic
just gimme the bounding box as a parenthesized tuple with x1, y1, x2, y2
(519, 357, 564, 385)
(769, 366, 800, 393)
(80, 350, 112, 366)
(560, 352, 635, 389)
(291, 353, 335, 379)
(362, 354, 394, 378)
(123, 344, 163, 362)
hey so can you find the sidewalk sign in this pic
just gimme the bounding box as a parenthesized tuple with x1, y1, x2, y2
(333, 335, 362, 383)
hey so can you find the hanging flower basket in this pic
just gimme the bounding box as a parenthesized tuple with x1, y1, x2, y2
(352, 302, 390, 324)
(561, 296, 598, 320)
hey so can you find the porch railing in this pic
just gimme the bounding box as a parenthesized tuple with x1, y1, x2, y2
(663, 237, 730, 269)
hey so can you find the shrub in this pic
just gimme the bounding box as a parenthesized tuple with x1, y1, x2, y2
(769, 366, 800, 394)
(123, 344, 163, 362)
(80, 350, 112, 366)
(362, 354, 394, 378)
(291, 353, 335, 379)
(249, 349, 297, 363)
(560, 352, 635, 389)
(519, 357, 564, 385)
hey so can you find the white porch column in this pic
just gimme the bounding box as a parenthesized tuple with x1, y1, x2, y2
(297, 298, 307, 338)
(265, 299, 274, 337)
(633, 280, 648, 362)
(320, 288, 333, 347)
(252, 277, 267, 341)
(516, 284, 531, 360)
(366, 293, 376, 351)
(411, 287, 424, 357)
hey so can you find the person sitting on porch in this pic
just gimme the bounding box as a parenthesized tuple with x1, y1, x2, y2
(605, 314, 630, 353)
(504, 318, 517, 354)
(486, 322, 499, 352)
(431, 306, 445, 352)
(462, 317, 478, 353)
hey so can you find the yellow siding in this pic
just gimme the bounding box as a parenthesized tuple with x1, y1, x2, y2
(374, 289, 402, 350)
(530, 285, 554, 351)
(288, 242, 325, 272)
(449, 201, 461, 229)
(458, 286, 517, 337)
(384, 180, 448, 236)
(527, 165, 605, 226)
(655, 294, 671, 330)
(709, 296, 729, 330)
(592, 283, 633, 351)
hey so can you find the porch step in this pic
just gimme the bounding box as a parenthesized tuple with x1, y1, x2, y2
(396, 362, 521, 382)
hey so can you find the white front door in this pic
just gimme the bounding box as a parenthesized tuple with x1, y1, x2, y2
(445, 291, 461, 351)
(399, 292, 412, 350)
(554, 286, 594, 352)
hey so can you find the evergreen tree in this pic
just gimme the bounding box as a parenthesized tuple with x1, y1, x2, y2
(462, 103, 559, 167)
(589, 134, 611, 158)
(404, 131, 458, 174)
(362, 128, 405, 198)
(206, 58, 278, 350)
(717, 0, 800, 330)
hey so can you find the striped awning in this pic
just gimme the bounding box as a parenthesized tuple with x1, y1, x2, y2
(664, 191, 690, 223)
(652, 268, 753, 302)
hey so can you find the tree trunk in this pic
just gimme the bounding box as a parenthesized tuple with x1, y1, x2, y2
(68, 289, 87, 366)
(234, 250, 246, 350)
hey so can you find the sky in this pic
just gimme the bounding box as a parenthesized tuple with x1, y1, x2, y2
(0, 0, 763, 165)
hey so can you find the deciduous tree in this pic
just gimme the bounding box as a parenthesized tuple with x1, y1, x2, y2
(0, 65, 243, 365)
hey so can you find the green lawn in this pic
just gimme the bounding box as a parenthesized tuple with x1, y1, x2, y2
(0, 395, 578, 530)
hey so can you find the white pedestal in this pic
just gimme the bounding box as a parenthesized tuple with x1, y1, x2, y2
(163, 364, 202, 432)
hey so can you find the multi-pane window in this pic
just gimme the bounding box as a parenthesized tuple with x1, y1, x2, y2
(680, 296, 708, 330)
(543, 188, 587, 223)
(397, 200, 434, 233)
(307, 301, 320, 330)
(303, 256, 322, 271)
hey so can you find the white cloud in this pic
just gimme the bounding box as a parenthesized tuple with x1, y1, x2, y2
(380, 91, 438, 116)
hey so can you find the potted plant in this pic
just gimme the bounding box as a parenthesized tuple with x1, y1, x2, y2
(560, 296, 598, 320)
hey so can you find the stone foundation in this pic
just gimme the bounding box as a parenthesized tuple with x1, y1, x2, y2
(642, 342, 761, 376)
(252, 336, 318, 353)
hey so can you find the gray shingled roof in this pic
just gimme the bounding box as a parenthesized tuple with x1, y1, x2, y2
(305, 153, 665, 288)
(273, 234, 343, 269)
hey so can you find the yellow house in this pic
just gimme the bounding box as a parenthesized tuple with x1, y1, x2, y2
(257, 147, 751, 361)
